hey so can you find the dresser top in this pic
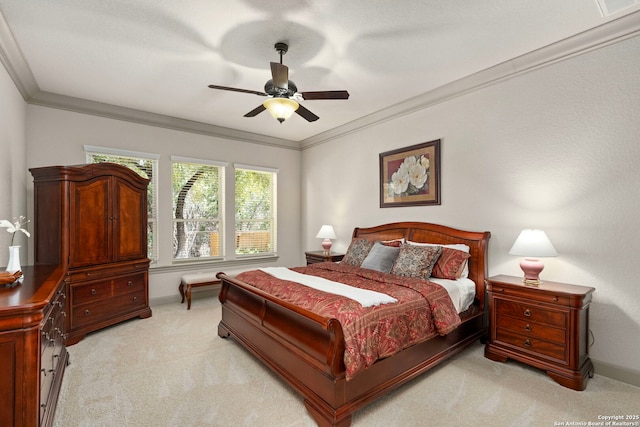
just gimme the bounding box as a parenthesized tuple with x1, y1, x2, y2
(0, 265, 65, 311)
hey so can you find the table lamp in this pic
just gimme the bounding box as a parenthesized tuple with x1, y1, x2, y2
(316, 225, 336, 255)
(509, 229, 558, 286)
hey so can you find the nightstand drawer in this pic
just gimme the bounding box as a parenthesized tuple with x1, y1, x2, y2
(495, 299, 566, 328)
(496, 329, 566, 361)
(496, 316, 566, 344)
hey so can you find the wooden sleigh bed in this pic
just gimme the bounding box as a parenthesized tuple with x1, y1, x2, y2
(216, 222, 490, 426)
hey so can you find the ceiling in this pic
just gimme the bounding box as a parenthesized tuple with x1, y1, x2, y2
(1, 0, 639, 148)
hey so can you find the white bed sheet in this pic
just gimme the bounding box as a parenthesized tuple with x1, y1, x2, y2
(429, 277, 476, 313)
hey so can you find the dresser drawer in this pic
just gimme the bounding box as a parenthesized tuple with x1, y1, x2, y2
(495, 299, 566, 328)
(495, 316, 566, 345)
(71, 290, 147, 328)
(496, 328, 566, 361)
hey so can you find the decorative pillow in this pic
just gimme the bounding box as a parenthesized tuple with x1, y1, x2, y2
(431, 247, 471, 279)
(406, 241, 471, 278)
(361, 242, 401, 273)
(390, 245, 442, 279)
(380, 238, 404, 247)
(342, 238, 375, 266)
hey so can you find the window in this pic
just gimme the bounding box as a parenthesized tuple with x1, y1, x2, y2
(85, 146, 159, 263)
(235, 164, 277, 256)
(172, 157, 225, 261)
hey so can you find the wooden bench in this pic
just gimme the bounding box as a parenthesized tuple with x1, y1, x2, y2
(179, 269, 245, 310)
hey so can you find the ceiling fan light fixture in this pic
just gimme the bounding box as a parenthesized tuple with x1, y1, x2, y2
(263, 97, 299, 123)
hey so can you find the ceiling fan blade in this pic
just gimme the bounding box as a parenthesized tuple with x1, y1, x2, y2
(244, 104, 266, 117)
(208, 84, 268, 97)
(295, 104, 319, 122)
(270, 62, 289, 91)
(300, 90, 350, 100)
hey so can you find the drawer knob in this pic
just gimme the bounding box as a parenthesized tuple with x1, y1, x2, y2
(128, 280, 133, 287)
(84, 309, 91, 316)
(524, 324, 532, 332)
(524, 339, 531, 347)
(524, 309, 531, 317)
(553, 296, 558, 301)
(91, 288, 97, 295)
(133, 296, 138, 302)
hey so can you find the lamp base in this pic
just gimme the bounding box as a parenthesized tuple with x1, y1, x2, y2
(321, 239, 332, 255)
(519, 258, 544, 287)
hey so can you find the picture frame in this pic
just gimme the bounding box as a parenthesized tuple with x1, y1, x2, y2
(379, 139, 441, 208)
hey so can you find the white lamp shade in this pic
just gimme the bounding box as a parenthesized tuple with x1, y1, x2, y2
(316, 225, 336, 239)
(509, 229, 558, 257)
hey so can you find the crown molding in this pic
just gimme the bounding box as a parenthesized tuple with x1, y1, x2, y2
(299, 10, 640, 149)
(28, 91, 301, 150)
(0, 7, 38, 97)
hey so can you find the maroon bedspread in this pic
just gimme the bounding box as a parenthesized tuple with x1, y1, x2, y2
(235, 263, 461, 380)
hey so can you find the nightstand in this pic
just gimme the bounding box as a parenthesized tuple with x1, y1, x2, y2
(305, 251, 345, 265)
(484, 274, 595, 390)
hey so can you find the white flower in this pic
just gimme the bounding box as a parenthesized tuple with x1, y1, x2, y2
(390, 164, 410, 194)
(0, 216, 30, 246)
(420, 155, 430, 170)
(408, 163, 427, 189)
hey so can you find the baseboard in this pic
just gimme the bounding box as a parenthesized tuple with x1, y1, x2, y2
(592, 358, 640, 387)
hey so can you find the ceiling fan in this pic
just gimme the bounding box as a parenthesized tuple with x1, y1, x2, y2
(208, 42, 349, 124)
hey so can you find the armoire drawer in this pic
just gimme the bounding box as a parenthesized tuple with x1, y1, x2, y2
(113, 273, 146, 295)
(71, 290, 147, 328)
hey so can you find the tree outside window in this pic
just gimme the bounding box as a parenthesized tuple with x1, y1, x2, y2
(172, 160, 223, 260)
(235, 166, 277, 256)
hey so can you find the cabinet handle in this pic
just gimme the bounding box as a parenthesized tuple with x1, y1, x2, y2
(91, 288, 97, 295)
(133, 296, 138, 302)
(524, 339, 531, 347)
(84, 309, 91, 316)
(524, 324, 532, 332)
(127, 280, 133, 287)
(524, 309, 531, 317)
(553, 296, 558, 301)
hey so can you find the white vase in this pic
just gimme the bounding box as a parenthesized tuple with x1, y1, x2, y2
(6, 245, 21, 274)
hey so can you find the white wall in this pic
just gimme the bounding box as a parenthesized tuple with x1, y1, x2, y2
(25, 105, 302, 301)
(0, 60, 28, 264)
(302, 36, 640, 376)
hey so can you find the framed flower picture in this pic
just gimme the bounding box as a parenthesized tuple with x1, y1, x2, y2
(379, 139, 441, 207)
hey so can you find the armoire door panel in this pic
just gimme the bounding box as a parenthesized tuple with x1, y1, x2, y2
(69, 178, 112, 267)
(113, 178, 148, 260)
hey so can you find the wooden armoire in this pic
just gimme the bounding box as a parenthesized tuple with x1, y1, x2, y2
(30, 163, 152, 345)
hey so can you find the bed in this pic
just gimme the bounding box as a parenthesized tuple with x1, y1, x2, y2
(216, 222, 490, 426)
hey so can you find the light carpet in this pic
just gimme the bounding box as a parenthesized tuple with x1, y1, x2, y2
(54, 296, 640, 427)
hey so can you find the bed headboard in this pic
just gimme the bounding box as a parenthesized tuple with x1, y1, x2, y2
(352, 222, 491, 310)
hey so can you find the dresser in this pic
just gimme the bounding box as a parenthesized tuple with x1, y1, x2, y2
(484, 275, 595, 390)
(0, 265, 68, 427)
(30, 163, 152, 345)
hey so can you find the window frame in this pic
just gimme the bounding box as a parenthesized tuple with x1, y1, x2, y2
(234, 163, 278, 258)
(171, 156, 227, 264)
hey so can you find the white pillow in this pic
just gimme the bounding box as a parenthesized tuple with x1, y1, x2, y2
(406, 241, 470, 278)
